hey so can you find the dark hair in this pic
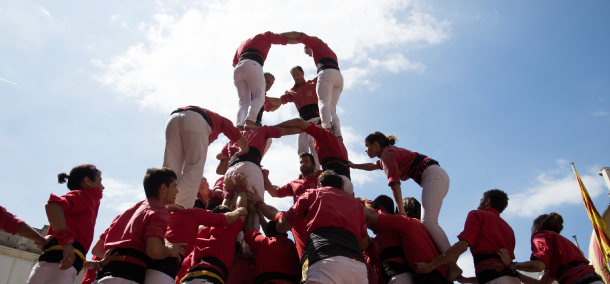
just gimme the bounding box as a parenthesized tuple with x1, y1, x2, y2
(266, 221, 283, 238)
(482, 189, 509, 213)
(365, 132, 398, 147)
(533, 214, 548, 230)
(58, 164, 101, 191)
(299, 152, 315, 164)
(263, 72, 275, 80)
(290, 66, 303, 74)
(318, 170, 343, 191)
(539, 212, 564, 234)
(373, 195, 396, 214)
(143, 167, 177, 198)
(402, 197, 421, 219)
(212, 205, 232, 214)
(194, 199, 206, 209)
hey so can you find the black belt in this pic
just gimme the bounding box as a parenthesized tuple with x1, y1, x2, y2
(556, 261, 591, 284)
(305, 227, 364, 267)
(255, 271, 300, 284)
(228, 147, 263, 168)
(408, 154, 439, 185)
(96, 247, 151, 284)
(379, 246, 406, 263)
(239, 48, 265, 67)
(413, 268, 452, 284)
(473, 253, 519, 284)
(199, 256, 229, 280)
(321, 157, 350, 179)
(171, 107, 211, 126)
(381, 261, 413, 284)
(316, 57, 340, 73)
(148, 254, 184, 279)
(39, 239, 86, 274)
(298, 104, 320, 121)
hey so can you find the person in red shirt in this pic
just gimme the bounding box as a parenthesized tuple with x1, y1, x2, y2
(497, 213, 604, 284)
(416, 189, 515, 284)
(225, 242, 255, 284)
(274, 170, 370, 284)
(27, 164, 105, 284)
(164, 106, 248, 211)
(280, 32, 344, 139)
(205, 177, 225, 211)
(275, 118, 354, 195)
(233, 32, 289, 129)
(0, 205, 45, 247)
(94, 167, 186, 284)
(242, 201, 301, 284)
(254, 72, 282, 127)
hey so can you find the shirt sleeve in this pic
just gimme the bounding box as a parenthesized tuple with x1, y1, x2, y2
(263, 98, 273, 112)
(193, 209, 226, 228)
(48, 192, 92, 215)
(263, 31, 288, 45)
(380, 152, 402, 186)
(297, 33, 320, 49)
(276, 183, 295, 198)
(221, 143, 231, 157)
(457, 211, 482, 246)
(144, 210, 169, 240)
(280, 92, 294, 105)
(530, 233, 552, 265)
(233, 49, 239, 66)
(264, 126, 283, 139)
(377, 214, 409, 234)
(284, 191, 312, 226)
(303, 122, 322, 139)
(219, 116, 242, 142)
(0, 206, 25, 235)
(243, 229, 267, 256)
(231, 218, 245, 235)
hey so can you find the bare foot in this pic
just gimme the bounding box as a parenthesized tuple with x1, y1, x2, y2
(447, 261, 463, 281)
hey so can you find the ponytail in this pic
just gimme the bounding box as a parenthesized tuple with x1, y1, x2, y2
(540, 212, 564, 234)
(58, 173, 69, 184)
(365, 132, 398, 148)
(58, 164, 100, 191)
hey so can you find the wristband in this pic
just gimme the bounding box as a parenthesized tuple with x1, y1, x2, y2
(255, 200, 265, 208)
(236, 186, 248, 195)
(56, 227, 75, 246)
(364, 200, 373, 205)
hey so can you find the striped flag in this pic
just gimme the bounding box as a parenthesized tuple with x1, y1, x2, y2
(589, 229, 610, 283)
(572, 163, 610, 282)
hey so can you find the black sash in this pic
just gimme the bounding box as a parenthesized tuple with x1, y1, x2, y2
(381, 261, 413, 284)
(321, 157, 351, 179)
(255, 272, 300, 284)
(228, 147, 263, 168)
(171, 107, 211, 126)
(379, 246, 406, 263)
(199, 255, 229, 280)
(571, 273, 605, 284)
(96, 248, 151, 284)
(316, 57, 340, 73)
(305, 227, 364, 267)
(148, 254, 184, 279)
(38, 239, 86, 273)
(408, 154, 439, 185)
(412, 269, 452, 284)
(556, 261, 593, 284)
(240, 48, 265, 66)
(473, 253, 519, 284)
(298, 104, 320, 121)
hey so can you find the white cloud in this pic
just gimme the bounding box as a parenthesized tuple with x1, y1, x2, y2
(38, 5, 52, 20)
(368, 53, 426, 74)
(101, 177, 146, 212)
(457, 251, 475, 277)
(110, 14, 119, 21)
(593, 111, 609, 117)
(504, 161, 606, 218)
(0, 77, 17, 85)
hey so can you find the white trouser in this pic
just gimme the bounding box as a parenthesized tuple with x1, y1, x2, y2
(93, 276, 138, 284)
(163, 110, 212, 209)
(420, 164, 451, 252)
(225, 161, 264, 230)
(234, 59, 265, 126)
(182, 280, 215, 284)
(297, 118, 321, 170)
(143, 269, 174, 284)
(27, 261, 77, 284)
(316, 68, 343, 137)
(340, 175, 353, 196)
(306, 256, 368, 284)
(388, 272, 414, 284)
(484, 276, 521, 284)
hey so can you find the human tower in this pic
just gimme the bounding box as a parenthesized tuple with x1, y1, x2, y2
(1, 31, 603, 284)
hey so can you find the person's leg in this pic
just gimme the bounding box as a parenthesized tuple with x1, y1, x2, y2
(486, 276, 521, 284)
(309, 134, 321, 170)
(388, 272, 414, 284)
(234, 61, 252, 127)
(143, 269, 175, 284)
(94, 276, 139, 283)
(162, 113, 185, 184)
(174, 112, 211, 209)
(297, 132, 310, 154)
(244, 62, 265, 126)
(306, 256, 368, 284)
(328, 69, 344, 137)
(316, 70, 334, 131)
(340, 175, 354, 196)
(27, 261, 77, 284)
(229, 162, 263, 230)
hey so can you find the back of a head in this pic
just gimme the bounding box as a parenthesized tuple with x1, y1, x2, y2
(482, 189, 509, 213)
(402, 197, 421, 219)
(539, 212, 564, 234)
(212, 205, 232, 214)
(373, 195, 396, 214)
(143, 167, 177, 199)
(194, 199, 206, 209)
(365, 132, 397, 148)
(57, 164, 101, 191)
(318, 170, 343, 191)
(266, 221, 282, 238)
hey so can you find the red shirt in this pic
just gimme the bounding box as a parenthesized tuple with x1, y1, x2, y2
(225, 258, 256, 284)
(243, 229, 301, 281)
(47, 188, 103, 252)
(378, 214, 447, 276)
(187, 218, 244, 279)
(297, 33, 338, 68)
(284, 186, 367, 243)
(530, 230, 590, 280)
(457, 208, 515, 258)
(304, 122, 349, 164)
(375, 146, 421, 186)
(0, 206, 25, 235)
(165, 209, 226, 257)
(232, 32, 289, 66)
(102, 198, 169, 254)
(222, 126, 282, 159)
(369, 211, 408, 265)
(280, 79, 319, 111)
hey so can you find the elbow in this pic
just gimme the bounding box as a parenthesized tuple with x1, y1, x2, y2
(146, 247, 164, 260)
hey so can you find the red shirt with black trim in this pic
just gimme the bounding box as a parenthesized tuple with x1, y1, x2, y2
(102, 198, 169, 254)
(369, 210, 409, 265)
(283, 186, 367, 243)
(304, 122, 349, 164)
(530, 230, 591, 280)
(233, 32, 289, 66)
(165, 208, 226, 257)
(222, 126, 282, 160)
(186, 218, 244, 279)
(225, 258, 255, 284)
(0, 206, 25, 235)
(243, 229, 301, 280)
(297, 33, 338, 68)
(46, 188, 103, 252)
(280, 79, 319, 112)
(375, 146, 421, 186)
(378, 214, 447, 276)
(457, 208, 515, 258)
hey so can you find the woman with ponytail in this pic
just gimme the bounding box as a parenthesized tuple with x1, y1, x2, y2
(27, 164, 105, 284)
(498, 212, 604, 284)
(349, 132, 459, 278)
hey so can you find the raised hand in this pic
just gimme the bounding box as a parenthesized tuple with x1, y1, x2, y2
(247, 190, 262, 205)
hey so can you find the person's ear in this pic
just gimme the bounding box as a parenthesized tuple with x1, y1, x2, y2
(83, 176, 93, 187)
(485, 198, 491, 207)
(159, 183, 168, 196)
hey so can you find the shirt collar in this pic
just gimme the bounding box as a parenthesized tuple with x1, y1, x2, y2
(79, 187, 103, 199)
(147, 197, 166, 210)
(482, 207, 500, 215)
(377, 146, 390, 158)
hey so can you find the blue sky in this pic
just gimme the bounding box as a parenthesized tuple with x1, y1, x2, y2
(1, 0, 609, 277)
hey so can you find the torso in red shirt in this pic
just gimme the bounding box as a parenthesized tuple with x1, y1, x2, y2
(46, 188, 103, 252)
(369, 211, 409, 266)
(232, 32, 289, 66)
(225, 257, 255, 284)
(0, 205, 25, 235)
(304, 123, 349, 164)
(531, 230, 591, 280)
(102, 198, 169, 253)
(297, 33, 339, 71)
(280, 79, 319, 119)
(243, 229, 301, 281)
(165, 209, 226, 257)
(378, 214, 447, 276)
(376, 146, 421, 186)
(222, 126, 282, 160)
(457, 208, 516, 258)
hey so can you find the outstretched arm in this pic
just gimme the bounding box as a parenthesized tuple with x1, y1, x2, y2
(518, 272, 554, 284)
(225, 208, 248, 226)
(266, 96, 282, 111)
(275, 118, 310, 130)
(280, 127, 303, 136)
(276, 216, 294, 233)
(348, 162, 379, 171)
(247, 191, 278, 221)
(17, 223, 45, 247)
(416, 240, 469, 274)
(363, 203, 380, 225)
(243, 202, 256, 232)
(262, 169, 279, 197)
(280, 31, 302, 43)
